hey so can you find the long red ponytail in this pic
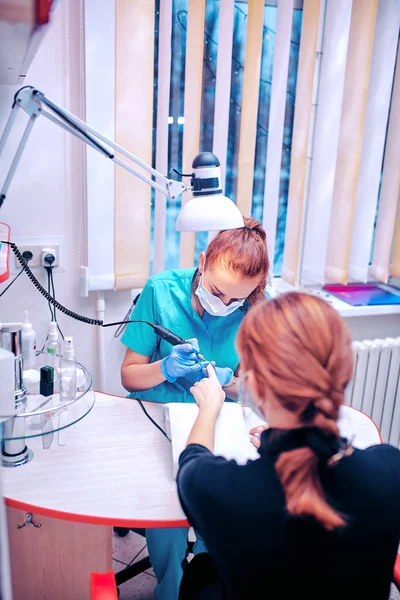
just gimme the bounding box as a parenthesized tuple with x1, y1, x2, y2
(237, 292, 354, 530)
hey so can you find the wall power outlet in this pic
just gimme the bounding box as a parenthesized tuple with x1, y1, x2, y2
(11, 237, 65, 272)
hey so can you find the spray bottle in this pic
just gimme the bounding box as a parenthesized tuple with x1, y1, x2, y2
(59, 337, 77, 446)
(44, 322, 61, 370)
(21, 311, 36, 370)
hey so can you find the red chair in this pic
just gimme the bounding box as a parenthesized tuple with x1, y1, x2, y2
(90, 572, 118, 600)
(90, 554, 400, 598)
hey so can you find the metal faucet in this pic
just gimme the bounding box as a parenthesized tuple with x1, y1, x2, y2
(0, 326, 33, 467)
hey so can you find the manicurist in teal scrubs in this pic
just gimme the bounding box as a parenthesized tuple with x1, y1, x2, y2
(120, 217, 270, 600)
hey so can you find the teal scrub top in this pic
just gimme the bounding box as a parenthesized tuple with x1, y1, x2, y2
(121, 268, 251, 403)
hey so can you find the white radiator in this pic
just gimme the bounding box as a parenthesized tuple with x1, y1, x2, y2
(345, 338, 400, 446)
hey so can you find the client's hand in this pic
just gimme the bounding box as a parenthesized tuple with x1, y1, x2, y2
(190, 364, 225, 415)
(249, 424, 269, 449)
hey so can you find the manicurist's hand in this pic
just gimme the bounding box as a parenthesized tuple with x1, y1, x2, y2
(185, 363, 233, 386)
(160, 338, 208, 383)
(190, 364, 225, 416)
(249, 424, 269, 449)
(214, 366, 234, 387)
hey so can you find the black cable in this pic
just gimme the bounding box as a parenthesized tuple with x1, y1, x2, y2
(12, 85, 34, 108)
(102, 320, 153, 328)
(4, 241, 102, 325)
(114, 293, 141, 339)
(1, 242, 189, 348)
(37, 266, 55, 354)
(168, 167, 193, 179)
(50, 268, 64, 340)
(7, 242, 153, 328)
(45, 267, 55, 321)
(136, 399, 171, 441)
(0, 241, 175, 441)
(43, 254, 64, 340)
(48, 268, 55, 320)
(49, 268, 56, 322)
(0, 268, 24, 298)
(0, 244, 161, 330)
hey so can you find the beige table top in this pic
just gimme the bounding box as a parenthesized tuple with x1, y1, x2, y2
(2, 392, 188, 528)
(1, 392, 381, 528)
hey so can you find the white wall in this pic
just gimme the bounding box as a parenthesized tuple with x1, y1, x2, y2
(0, 1, 399, 400)
(0, 1, 129, 396)
(346, 315, 400, 342)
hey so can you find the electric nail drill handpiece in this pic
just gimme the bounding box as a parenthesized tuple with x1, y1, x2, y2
(152, 324, 206, 361)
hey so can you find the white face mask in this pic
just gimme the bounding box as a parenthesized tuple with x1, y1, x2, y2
(238, 372, 265, 420)
(195, 273, 245, 317)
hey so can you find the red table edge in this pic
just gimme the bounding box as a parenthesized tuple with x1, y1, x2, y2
(345, 405, 382, 443)
(3, 393, 381, 528)
(4, 392, 189, 526)
(4, 497, 189, 528)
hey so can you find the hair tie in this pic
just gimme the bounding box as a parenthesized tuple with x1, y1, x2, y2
(243, 225, 253, 231)
(302, 402, 317, 421)
(260, 427, 352, 466)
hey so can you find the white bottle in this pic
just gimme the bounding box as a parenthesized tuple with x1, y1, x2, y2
(45, 322, 61, 369)
(60, 337, 77, 403)
(21, 311, 36, 370)
(58, 337, 77, 447)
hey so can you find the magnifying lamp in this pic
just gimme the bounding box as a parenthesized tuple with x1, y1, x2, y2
(175, 152, 244, 232)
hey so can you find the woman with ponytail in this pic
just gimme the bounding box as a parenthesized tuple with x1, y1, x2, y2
(178, 292, 400, 600)
(120, 216, 269, 599)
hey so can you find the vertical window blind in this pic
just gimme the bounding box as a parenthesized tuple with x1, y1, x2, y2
(83, 0, 400, 292)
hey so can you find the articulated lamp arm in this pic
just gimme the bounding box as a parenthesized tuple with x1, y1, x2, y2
(0, 86, 187, 208)
(0, 86, 244, 232)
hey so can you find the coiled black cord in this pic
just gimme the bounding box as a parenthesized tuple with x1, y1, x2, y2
(1, 241, 154, 331)
(5, 241, 101, 324)
(1, 241, 179, 441)
(1, 241, 178, 441)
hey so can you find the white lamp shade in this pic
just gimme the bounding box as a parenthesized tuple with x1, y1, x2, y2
(175, 194, 245, 232)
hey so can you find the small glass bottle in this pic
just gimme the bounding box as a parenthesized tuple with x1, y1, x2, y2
(58, 337, 76, 446)
(21, 311, 36, 370)
(60, 337, 77, 404)
(45, 322, 61, 368)
(44, 322, 61, 391)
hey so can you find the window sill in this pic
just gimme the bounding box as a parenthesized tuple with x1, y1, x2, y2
(267, 279, 400, 319)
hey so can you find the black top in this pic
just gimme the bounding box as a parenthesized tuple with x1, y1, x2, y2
(192, 152, 220, 168)
(177, 428, 400, 600)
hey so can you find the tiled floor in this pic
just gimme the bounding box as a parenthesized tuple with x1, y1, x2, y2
(113, 530, 156, 599)
(113, 529, 400, 600)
